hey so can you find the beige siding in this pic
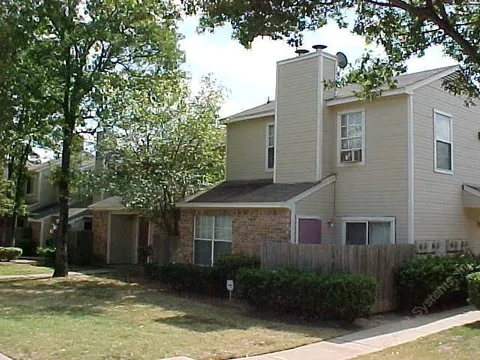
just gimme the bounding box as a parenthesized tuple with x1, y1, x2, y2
(467, 209, 480, 254)
(322, 57, 336, 176)
(275, 56, 319, 183)
(413, 80, 480, 246)
(328, 95, 410, 243)
(28, 169, 59, 212)
(295, 182, 337, 244)
(226, 116, 274, 181)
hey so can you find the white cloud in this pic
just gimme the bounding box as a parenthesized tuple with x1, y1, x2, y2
(179, 17, 456, 117)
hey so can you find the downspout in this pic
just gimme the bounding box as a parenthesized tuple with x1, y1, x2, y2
(289, 203, 296, 243)
(407, 93, 415, 244)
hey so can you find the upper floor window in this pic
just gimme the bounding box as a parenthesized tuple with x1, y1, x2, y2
(194, 215, 232, 266)
(434, 110, 453, 173)
(25, 176, 35, 195)
(338, 110, 365, 165)
(266, 123, 275, 170)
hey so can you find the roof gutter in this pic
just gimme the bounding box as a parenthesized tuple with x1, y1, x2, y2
(176, 202, 289, 209)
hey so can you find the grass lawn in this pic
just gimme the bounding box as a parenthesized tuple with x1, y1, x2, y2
(355, 322, 480, 360)
(0, 262, 53, 276)
(0, 275, 348, 360)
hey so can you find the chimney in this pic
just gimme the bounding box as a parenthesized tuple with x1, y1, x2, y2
(312, 44, 327, 51)
(295, 49, 310, 56)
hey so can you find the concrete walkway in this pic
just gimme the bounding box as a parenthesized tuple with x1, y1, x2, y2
(0, 268, 113, 282)
(239, 306, 480, 360)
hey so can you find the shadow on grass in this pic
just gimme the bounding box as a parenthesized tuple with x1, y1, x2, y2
(0, 272, 345, 337)
(154, 314, 249, 332)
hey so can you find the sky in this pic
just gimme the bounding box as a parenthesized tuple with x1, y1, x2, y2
(178, 16, 457, 118)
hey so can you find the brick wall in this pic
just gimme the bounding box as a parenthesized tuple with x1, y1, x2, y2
(92, 211, 108, 263)
(177, 208, 291, 263)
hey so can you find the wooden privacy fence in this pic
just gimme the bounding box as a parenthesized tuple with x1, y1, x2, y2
(260, 242, 416, 313)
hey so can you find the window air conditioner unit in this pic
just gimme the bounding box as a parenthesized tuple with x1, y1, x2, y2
(341, 149, 362, 163)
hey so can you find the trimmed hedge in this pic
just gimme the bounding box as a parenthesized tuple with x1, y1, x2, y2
(467, 272, 480, 309)
(395, 254, 476, 310)
(144, 254, 261, 295)
(237, 268, 376, 322)
(0, 247, 23, 261)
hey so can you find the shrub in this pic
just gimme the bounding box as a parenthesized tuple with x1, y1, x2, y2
(145, 262, 216, 294)
(214, 254, 261, 279)
(237, 268, 376, 322)
(0, 247, 23, 261)
(144, 254, 261, 295)
(467, 272, 480, 309)
(37, 246, 56, 266)
(395, 254, 476, 310)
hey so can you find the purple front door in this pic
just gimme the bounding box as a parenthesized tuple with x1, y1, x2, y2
(297, 218, 322, 244)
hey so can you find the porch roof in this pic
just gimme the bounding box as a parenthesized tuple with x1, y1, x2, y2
(88, 196, 126, 211)
(186, 179, 319, 204)
(462, 183, 480, 208)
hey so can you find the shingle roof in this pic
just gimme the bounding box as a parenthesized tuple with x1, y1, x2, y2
(30, 204, 91, 220)
(226, 101, 275, 121)
(88, 196, 126, 210)
(332, 66, 457, 99)
(225, 65, 457, 120)
(188, 180, 319, 203)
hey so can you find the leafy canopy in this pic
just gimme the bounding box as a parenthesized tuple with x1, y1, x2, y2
(183, 0, 480, 103)
(99, 75, 226, 234)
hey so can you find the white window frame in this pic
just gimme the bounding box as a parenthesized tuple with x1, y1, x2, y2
(337, 109, 366, 167)
(265, 123, 275, 171)
(433, 109, 453, 175)
(193, 215, 232, 266)
(341, 216, 395, 245)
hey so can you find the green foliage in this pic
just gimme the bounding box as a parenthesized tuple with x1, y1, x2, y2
(1, 0, 184, 275)
(236, 268, 376, 322)
(214, 253, 261, 279)
(36, 245, 56, 267)
(98, 75, 226, 235)
(145, 262, 216, 293)
(185, 0, 480, 103)
(467, 272, 480, 309)
(145, 254, 260, 294)
(394, 254, 476, 309)
(0, 247, 23, 261)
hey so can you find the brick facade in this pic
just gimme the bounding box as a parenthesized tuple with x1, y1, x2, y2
(92, 211, 108, 263)
(177, 208, 291, 263)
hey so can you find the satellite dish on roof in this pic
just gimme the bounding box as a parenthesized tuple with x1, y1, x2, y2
(336, 52, 348, 69)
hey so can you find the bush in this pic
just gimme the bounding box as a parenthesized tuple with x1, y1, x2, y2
(467, 272, 480, 309)
(237, 268, 376, 322)
(37, 246, 56, 266)
(145, 262, 216, 293)
(395, 254, 476, 310)
(144, 254, 261, 295)
(0, 247, 23, 261)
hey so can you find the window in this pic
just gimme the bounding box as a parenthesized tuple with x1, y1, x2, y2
(83, 218, 93, 231)
(434, 110, 453, 173)
(338, 110, 365, 164)
(266, 123, 275, 170)
(343, 218, 394, 245)
(25, 176, 34, 195)
(194, 215, 232, 266)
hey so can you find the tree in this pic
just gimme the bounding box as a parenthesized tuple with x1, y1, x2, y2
(183, 0, 480, 103)
(0, 3, 56, 245)
(1, 0, 183, 276)
(98, 75, 225, 237)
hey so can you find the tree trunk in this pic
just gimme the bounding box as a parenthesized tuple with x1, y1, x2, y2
(10, 144, 29, 247)
(53, 127, 73, 277)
